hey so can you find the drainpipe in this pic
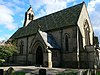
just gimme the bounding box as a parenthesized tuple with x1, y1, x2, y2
(77, 27, 80, 68)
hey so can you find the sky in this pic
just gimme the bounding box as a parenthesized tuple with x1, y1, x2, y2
(0, 0, 100, 44)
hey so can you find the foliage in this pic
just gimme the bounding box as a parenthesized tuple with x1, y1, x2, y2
(0, 59, 5, 63)
(0, 59, 5, 66)
(0, 44, 18, 63)
(13, 72, 26, 75)
(97, 71, 100, 75)
(56, 71, 78, 75)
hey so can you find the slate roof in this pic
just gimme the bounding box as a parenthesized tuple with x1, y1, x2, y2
(39, 30, 60, 49)
(10, 2, 84, 40)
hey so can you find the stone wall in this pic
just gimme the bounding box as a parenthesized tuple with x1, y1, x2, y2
(52, 50, 60, 67)
(49, 26, 77, 52)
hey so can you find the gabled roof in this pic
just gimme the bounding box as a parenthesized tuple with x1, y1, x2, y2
(10, 2, 84, 40)
(39, 30, 60, 49)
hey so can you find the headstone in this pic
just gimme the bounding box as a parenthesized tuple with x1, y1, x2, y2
(6, 67, 14, 75)
(39, 69, 46, 75)
(25, 73, 31, 75)
(0, 69, 3, 75)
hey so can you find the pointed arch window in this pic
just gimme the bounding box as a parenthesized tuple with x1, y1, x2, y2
(29, 13, 31, 20)
(29, 13, 33, 20)
(65, 34, 69, 51)
(84, 20, 90, 45)
(19, 41, 24, 54)
(31, 14, 34, 20)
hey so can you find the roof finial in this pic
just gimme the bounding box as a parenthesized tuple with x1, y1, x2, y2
(82, 1, 85, 4)
(30, 5, 31, 8)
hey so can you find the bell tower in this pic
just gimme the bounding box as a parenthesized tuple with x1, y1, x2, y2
(23, 6, 34, 27)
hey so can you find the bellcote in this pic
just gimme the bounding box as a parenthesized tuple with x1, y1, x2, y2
(23, 6, 34, 27)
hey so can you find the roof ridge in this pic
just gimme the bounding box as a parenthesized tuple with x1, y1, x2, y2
(34, 2, 84, 20)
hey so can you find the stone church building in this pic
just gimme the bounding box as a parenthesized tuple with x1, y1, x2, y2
(9, 2, 99, 69)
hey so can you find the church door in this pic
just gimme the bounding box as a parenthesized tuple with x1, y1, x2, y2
(36, 46, 43, 65)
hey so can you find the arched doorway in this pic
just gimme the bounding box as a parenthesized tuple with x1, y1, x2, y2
(36, 46, 43, 65)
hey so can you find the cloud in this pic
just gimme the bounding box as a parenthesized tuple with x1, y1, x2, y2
(43, 0, 67, 14)
(0, 5, 17, 30)
(87, 0, 100, 13)
(0, 0, 26, 30)
(29, 0, 75, 18)
(0, 30, 2, 32)
(0, 34, 11, 41)
(87, 0, 100, 35)
(94, 26, 100, 31)
(87, 0, 100, 44)
(34, 9, 46, 19)
(0, 1, 29, 41)
(0, 0, 5, 4)
(93, 25, 100, 36)
(2, 1, 26, 14)
(0, 37, 5, 41)
(12, 0, 25, 5)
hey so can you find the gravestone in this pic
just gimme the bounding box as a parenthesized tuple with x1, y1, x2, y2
(0, 69, 3, 75)
(6, 67, 14, 75)
(39, 69, 46, 75)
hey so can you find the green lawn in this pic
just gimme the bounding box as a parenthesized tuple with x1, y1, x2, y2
(14, 72, 26, 75)
(4, 71, 26, 75)
(97, 71, 100, 75)
(56, 71, 78, 75)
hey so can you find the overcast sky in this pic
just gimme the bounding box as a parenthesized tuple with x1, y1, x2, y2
(0, 0, 100, 44)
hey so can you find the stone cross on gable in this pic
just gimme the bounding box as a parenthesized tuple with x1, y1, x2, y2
(38, 24, 41, 31)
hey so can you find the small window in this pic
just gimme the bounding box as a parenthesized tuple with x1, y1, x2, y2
(65, 35, 69, 51)
(19, 41, 24, 54)
(31, 15, 34, 20)
(29, 13, 31, 20)
(29, 13, 33, 20)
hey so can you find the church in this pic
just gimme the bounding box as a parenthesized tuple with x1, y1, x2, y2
(9, 2, 99, 69)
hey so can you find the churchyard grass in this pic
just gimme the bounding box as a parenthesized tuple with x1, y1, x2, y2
(4, 71, 25, 75)
(56, 71, 78, 75)
(97, 71, 100, 75)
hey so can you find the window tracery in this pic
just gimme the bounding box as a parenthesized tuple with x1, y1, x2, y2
(19, 41, 24, 54)
(84, 20, 90, 45)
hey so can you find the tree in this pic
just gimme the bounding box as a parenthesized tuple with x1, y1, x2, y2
(0, 43, 18, 64)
